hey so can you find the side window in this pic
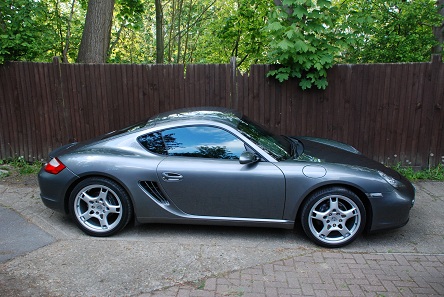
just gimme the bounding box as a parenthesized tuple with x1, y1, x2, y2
(164, 126, 245, 159)
(138, 132, 167, 155)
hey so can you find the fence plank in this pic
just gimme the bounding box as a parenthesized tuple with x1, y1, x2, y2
(0, 61, 443, 168)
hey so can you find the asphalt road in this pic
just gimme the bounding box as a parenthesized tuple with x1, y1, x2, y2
(0, 182, 443, 296)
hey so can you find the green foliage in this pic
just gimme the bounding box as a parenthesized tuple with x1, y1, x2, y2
(265, 0, 344, 89)
(107, 0, 272, 67)
(108, 0, 146, 63)
(0, 0, 86, 63)
(193, 0, 271, 70)
(1, 156, 42, 175)
(163, 0, 218, 64)
(1, 0, 442, 72)
(0, 0, 53, 63)
(0, 160, 8, 178)
(335, 0, 444, 63)
(46, 0, 87, 63)
(392, 163, 444, 181)
(116, 0, 145, 29)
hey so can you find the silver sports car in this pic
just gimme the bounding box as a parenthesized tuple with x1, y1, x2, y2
(38, 107, 415, 248)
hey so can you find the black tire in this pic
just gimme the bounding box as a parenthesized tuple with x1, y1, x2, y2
(69, 177, 133, 237)
(301, 187, 366, 248)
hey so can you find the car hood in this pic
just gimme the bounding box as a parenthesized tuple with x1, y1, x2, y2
(294, 137, 396, 175)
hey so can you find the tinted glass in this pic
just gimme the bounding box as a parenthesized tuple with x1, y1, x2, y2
(163, 126, 245, 159)
(237, 116, 291, 161)
(138, 132, 167, 155)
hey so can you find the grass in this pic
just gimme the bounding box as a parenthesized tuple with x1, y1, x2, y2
(392, 163, 444, 181)
(0, 156, 43, 176)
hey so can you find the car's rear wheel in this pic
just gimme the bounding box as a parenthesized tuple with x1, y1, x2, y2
(69, 177, 132, 236)
(301, 187, 366, 248)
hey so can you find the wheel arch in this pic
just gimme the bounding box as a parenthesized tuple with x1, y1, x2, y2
(295, 183, 373, 231)
(63, 173, 135, 216)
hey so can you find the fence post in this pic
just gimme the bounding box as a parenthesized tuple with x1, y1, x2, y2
(431, 54, 442, 64)
(427, 54, 443, 168)
(230, 57, 238, 109)
(52, 56, 70, 145)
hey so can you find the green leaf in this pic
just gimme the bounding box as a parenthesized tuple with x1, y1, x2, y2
(299, 79, 312, 90)
(293, 6, 308, 19)
(315, 78, 329, 90)
(285, 30, 294, 39)
(283, 0, 296, 5)
(278, 39, 293, 51)
(276, 71, 290, 82)
(319, 69, 327, 77)
(266, 0, 342, 89)
(294, 40, 309, 52)
(317, 0, 331, 8)
(306, 72, 317, 80)
(314, 62, 323, 70)
(320, 55, 333, 65)
(267, 21, 283, 31)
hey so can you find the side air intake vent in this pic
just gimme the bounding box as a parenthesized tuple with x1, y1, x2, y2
(139, 181, 170, 205)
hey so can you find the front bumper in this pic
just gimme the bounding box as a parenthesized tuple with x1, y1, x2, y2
(369, 181, 415, 232)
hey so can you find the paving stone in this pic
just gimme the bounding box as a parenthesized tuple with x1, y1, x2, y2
(1, 183, 444, 297)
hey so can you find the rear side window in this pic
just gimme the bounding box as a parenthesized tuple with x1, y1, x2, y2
(138, 126, 245, 159)
(138, 132, 167, 155)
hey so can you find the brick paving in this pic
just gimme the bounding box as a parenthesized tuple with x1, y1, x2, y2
(1, 182, 443, 297)
(143, 251, 444, 297)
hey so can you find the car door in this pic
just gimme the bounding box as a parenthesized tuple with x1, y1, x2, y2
(155, 125, 286, 219)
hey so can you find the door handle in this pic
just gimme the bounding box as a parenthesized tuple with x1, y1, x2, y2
(162, 172, 183, 181)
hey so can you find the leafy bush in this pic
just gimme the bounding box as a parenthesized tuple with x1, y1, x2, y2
(266, 0, 343, 89)
(1, 156, 43, 175)
(393, 163, 444, 181)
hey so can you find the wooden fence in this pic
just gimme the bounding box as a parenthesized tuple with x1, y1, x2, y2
(0, 57, 443, 168)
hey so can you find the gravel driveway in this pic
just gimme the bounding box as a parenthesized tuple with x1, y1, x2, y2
(1, 179, 443, 296)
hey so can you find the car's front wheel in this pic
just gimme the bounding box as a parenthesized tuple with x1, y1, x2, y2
(301, 187, 366, 248)
(69, 177, 133, 236)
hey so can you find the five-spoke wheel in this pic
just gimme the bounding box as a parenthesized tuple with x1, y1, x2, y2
(301, 187, 366, 248)
(69, 177, 132, 236)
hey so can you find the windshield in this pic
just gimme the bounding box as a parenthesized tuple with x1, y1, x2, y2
(237, 116, 291, 161)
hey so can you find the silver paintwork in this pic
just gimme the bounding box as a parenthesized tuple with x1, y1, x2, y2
(38, 107, 415, 246)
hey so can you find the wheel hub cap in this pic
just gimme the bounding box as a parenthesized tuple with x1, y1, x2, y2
(309, 195, 361, 244)
(74, 185, 123, 233)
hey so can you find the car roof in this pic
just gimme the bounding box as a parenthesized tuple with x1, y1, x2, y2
(146, 107, 243, 129)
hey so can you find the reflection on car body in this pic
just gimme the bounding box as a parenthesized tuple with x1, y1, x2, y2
(38, 107, 415, 248)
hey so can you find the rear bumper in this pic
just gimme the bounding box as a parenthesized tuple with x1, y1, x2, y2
(38, 167, 79, 214)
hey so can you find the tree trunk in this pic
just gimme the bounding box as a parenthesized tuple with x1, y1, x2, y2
(155, 0, 164, 63)
(433, 0, 444, 54)
(62, 0, 77, 63)
(77, 0, 115, 63)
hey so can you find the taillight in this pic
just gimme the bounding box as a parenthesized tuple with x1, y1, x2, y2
(44, 158, 66, 174)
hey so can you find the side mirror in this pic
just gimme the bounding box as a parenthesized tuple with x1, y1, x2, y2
(239, 151, 259, 165)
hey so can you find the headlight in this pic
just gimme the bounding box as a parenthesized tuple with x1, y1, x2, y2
(378, 171, 404, 189)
